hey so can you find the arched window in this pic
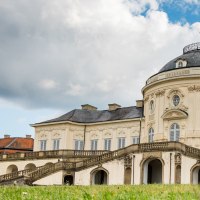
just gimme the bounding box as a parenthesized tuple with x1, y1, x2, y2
(170, 123, 180, 141)
(149, 128, 154, 143)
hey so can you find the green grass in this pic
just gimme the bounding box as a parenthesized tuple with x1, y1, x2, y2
(0, 185, 200, 200)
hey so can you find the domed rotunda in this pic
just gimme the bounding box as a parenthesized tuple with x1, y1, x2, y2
(142, 42, 200, 148)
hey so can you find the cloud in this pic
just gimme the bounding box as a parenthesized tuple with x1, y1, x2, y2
(0, 0, 200, 110)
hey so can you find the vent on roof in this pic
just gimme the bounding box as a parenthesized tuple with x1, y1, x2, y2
(136, 100, 144, 108)
(108, 103, 121, 111)
(26, 135, 32, 138)
(81, 104, 97, 111)
(4, 134, 10, 138)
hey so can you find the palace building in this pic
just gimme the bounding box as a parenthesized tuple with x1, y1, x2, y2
(1, 43, 200, 185)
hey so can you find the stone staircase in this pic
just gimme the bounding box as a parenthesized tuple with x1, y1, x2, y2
(0, 141, 200, 185)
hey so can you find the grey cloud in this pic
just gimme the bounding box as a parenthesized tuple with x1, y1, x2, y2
(0, 0, 199, 110)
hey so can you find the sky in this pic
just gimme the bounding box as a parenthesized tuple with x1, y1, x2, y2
(0, 0, 200, 137)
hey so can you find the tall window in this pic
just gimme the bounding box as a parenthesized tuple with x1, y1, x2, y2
(104, 138, 111, 151)
(74, 140, 84, 150)
(118, 137, 125, 149)
(149, 128, 154, 143)
(170, 123, 180, 141)
(132, 136, 140, 144)
(40, 140, 47, 151)
(91, 139, 98, 150)
(53, 139, 60, 150)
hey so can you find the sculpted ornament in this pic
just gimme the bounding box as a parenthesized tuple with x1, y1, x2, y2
(167, 89, 184, 98)
(143, 152, 162, 159)
(188, 85, 200, 92)
(40, 134, 47, 138)
(155, 89, 165, 97)
(175, 153, 181, 165)
(144, 95, 149, 102)
(124, 155, 132, 167)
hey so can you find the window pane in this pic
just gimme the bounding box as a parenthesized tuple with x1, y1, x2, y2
(80, 141, 84, 150)
(104, 139, 111, 150)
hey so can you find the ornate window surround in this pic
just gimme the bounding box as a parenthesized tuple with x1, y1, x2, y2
(167, 89, 184, 109)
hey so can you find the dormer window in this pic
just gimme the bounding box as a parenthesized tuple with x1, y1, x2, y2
(178, 61, 183, 68)
(176, 59, 187, 68)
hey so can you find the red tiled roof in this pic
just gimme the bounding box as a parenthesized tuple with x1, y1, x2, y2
(0, 137, 33, 151)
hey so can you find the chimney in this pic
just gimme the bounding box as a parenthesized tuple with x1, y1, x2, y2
(4, 134, 10, 138)
(108, 103, 121, 111)
(136, 100, 144, 108)
(81, 104, 97, 111)
(26, 135, 32, 138)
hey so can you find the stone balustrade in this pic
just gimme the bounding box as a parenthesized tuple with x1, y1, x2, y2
(0, 150, 109, 161)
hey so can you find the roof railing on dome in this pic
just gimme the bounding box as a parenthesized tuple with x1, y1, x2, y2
(183, 42, 200, 54)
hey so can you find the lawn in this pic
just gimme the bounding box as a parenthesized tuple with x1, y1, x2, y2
(0, 185, 200, 200)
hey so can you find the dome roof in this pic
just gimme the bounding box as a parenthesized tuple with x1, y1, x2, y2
(159, 43, 200, 73)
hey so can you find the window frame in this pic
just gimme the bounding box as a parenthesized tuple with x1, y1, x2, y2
(91, 139, 98, 151)
(148, 128, 154, 143)
(53, 139, 60, 150)
(132, 136, 140, 144)
(170, 123, 180, 142)
(104, 138, 111, 151)
(74, 140, 84, 150)
(40, 140, 47, 151)
(118, 137, 126, 149)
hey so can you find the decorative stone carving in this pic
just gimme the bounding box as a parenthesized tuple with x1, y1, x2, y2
(175, 153, 181, 165)
(144, 95, 149, 102)
(91, 134, 99, 139)
(104, 132, 112, 138)
(53, 133, 61, 138)
(155, 90, 165, 97)
(73, 134, 84, 140)
(167, 89, 184, 98)
(143, 152, 162, 159)
(124, 155, 132, 168)
(117, 131, 126, 137)
(188, 85, 200, 92)
(40, 134, 47, 139)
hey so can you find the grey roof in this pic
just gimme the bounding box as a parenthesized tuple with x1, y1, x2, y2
(35, 106, 143, 125)
(159, 50, 200, 74)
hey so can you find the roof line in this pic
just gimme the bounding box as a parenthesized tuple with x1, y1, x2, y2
(31, 117, 145, 127)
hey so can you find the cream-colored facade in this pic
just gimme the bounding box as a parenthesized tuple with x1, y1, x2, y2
(1, 43, 200, 186)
